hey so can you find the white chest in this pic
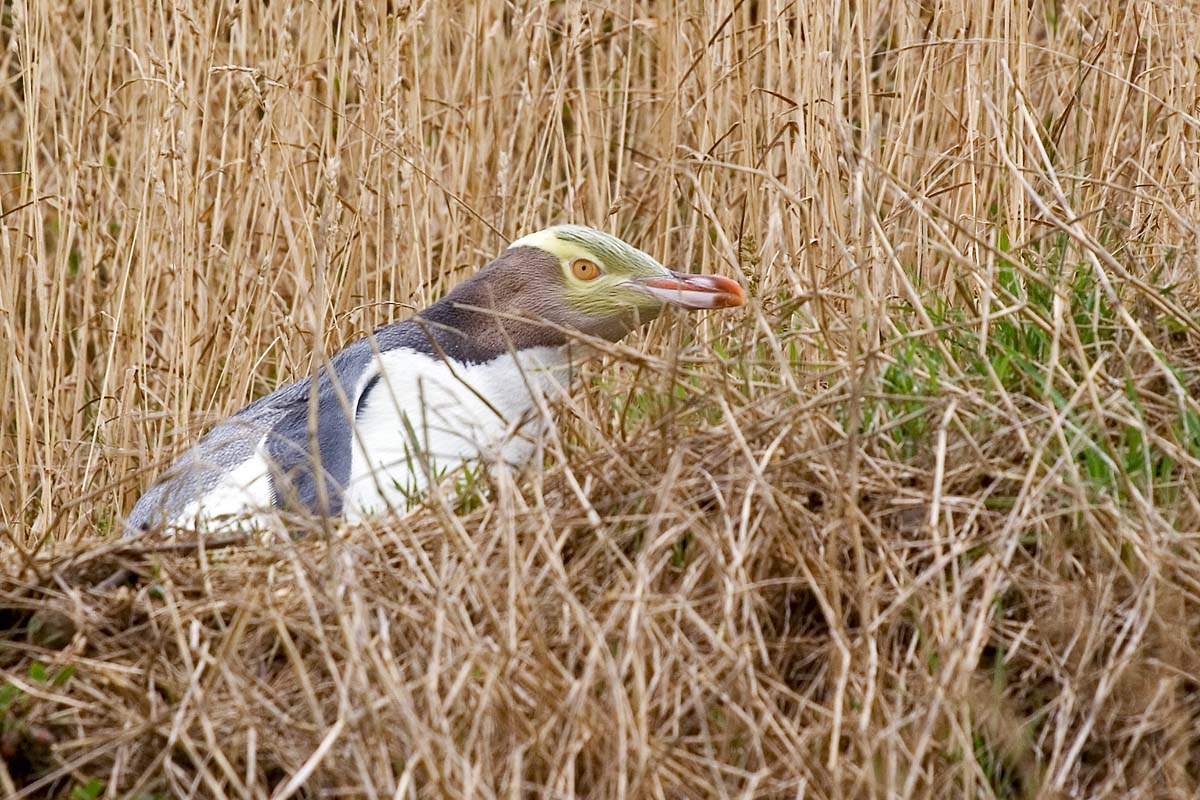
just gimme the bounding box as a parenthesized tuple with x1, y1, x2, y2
(343, 345, 572, 520)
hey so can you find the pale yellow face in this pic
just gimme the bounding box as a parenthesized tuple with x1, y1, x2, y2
(505, 225, 745, 338)
(508, 225, 673, 319)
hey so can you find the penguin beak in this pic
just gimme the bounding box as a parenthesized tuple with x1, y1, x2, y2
(635, 271, 746, 310)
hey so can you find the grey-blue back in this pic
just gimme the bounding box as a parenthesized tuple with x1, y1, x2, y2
(124, 320, 448, 535)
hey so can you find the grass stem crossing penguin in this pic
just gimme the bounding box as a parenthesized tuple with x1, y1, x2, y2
(125, 226, 745, 534)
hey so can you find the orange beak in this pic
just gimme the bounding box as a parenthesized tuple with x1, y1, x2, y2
(637, 271, 746, 310)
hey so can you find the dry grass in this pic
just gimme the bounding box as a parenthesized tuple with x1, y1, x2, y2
(3, 0, 1200, 797)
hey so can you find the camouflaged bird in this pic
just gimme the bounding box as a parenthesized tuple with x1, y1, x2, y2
(126, 225, 745, 535)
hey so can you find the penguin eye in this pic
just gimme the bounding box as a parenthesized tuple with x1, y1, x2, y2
(571, 258, 602, 282)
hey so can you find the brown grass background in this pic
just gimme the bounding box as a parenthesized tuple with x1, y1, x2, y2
(3, 0, 1200, 797)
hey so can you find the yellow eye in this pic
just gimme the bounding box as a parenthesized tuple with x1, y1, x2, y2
(571, 258, 602, 282)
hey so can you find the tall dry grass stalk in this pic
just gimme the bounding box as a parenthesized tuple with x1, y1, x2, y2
(3, 0, 1200, 797)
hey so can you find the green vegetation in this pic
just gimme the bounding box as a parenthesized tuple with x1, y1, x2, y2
(867, 234, 1200, 508)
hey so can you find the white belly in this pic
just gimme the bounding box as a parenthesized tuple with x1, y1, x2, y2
(343, 346, 571, 520)
(170, 439, 277, 534)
